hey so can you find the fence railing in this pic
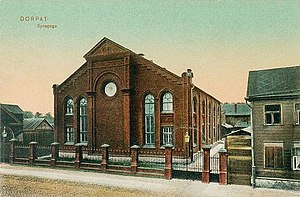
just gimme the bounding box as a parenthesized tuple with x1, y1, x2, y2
(8, 141, 228, 184)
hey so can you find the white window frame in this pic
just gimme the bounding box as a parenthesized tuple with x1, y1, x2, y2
(295, 103, 300, 125)
(264, 104, 282, 125)
(66, 126, 74, 142)
(66, 98, 74, 115)
(263, 142, 284, 169)
(145, 94, 155, 146)
(79, 98, 88, 143)
(162, 92, 173, 113)
(162, 126, 173, 146)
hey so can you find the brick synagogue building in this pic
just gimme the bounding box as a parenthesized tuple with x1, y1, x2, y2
(53, 37, 221, 156)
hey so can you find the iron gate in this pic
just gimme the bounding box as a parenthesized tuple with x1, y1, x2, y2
(172, 151, 219, 181)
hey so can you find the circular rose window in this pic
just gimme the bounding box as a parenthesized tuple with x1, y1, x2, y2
(104, 82, 117, 97)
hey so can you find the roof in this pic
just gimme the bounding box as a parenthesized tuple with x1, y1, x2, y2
(0, 104, 23, 114)
(221, 122, 234, 129)
(234, 120, 249, 128)
(23, 118, 53, 131)
(224, 126, 252, 137)
(221, 103, 250, 116)
(246, 65, 300, 101)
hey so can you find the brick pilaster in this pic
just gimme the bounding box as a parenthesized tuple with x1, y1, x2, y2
(74, 143, 83, 169)
(202, 145, 211, 183)
(101, 144, 110, 172)
(219, 148, 228, 185)
(51, 142, 59, 167)
(9, 138, 17, 164)
(131, 145, 140, 174)
(29, 142, 38, 165)
(164, 144, 173, 180)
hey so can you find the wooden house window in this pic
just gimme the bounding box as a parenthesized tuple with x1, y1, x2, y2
(264, 104, 281, 125)
(264, 143, 283, 169)
(295, 104, 300, 124)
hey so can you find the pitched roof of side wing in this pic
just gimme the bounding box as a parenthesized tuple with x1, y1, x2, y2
(246, 65, 300, 101)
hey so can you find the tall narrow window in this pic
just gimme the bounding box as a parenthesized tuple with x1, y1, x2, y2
(162, 92, 173, 113)
(202, 100, 206, 143)
(213, 105, 216, 139)
(79, 98, 88, 143)
(265, 104, 281, 125)
(66, 126, 74, 142)
(295, 104, 300, 124)
(66, 99, 74, 115)
(208, 102, 211, 140)
(193, 116, 197, 145)
(193, 96, 197, 113)
(145, 94, 155, 145)
(162, 126, 173, 145)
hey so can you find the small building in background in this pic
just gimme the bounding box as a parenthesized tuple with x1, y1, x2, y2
(221, 103, 251, 137)
(23, 118, 54, 146)
(0, 103, 24, 141)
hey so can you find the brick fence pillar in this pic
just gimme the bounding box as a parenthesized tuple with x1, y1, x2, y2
(74, 143, 83, 169)
(219, 148, 228, 185)
(131, 145, 140, 174)
(9, 138, 17, 164)
(202, 145, 211, 184)
(29, 142, 38, 165)
(51, 142, 59, 167)
(164, 144, 173, 180)
(101, 144, 110, 173)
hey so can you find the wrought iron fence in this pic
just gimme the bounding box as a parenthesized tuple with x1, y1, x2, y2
(15, 145, 29, 158)
(173, 151, 203, 172)
(210, 154, 219, 174)
(36, 146, 52, 159)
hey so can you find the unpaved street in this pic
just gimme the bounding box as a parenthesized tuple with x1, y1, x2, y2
(0, 164, 300, 197)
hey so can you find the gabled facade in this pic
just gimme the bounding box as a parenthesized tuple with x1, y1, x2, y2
(23, 118, 54, 146)
(246, 65, 300, 189)
(0, 103, 23, 141)
(53, 37, 221, 156)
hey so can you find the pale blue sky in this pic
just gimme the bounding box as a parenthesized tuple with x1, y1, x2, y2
(1, 0, 300, 114)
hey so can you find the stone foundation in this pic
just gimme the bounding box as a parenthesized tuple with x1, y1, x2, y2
(256, 177, 300, 190)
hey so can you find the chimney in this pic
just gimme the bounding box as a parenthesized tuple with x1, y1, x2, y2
(234, 103, 238, 114)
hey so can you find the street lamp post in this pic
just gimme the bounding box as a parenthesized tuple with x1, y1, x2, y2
(2, 127, 7, 163)
(184, 131, 190, 178)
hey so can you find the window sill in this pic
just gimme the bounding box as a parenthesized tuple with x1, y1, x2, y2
(65, 113, 74, 116)
(161, 111, 174, 114)
(77, 142, 88, 146)
(142, 145, 155, 149)
(263, 124, 283, 126)
(160, 145, 174, 149)
(64, 142, 74, 146)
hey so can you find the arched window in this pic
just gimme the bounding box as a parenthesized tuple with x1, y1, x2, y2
(162, 92, 173, 113)
(193, 96, 197, 112)
(79, 98, 88, 143)
(66, 98, 74, 115)
(145, 94, 155, 145)
(202, 100, 206, 143)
